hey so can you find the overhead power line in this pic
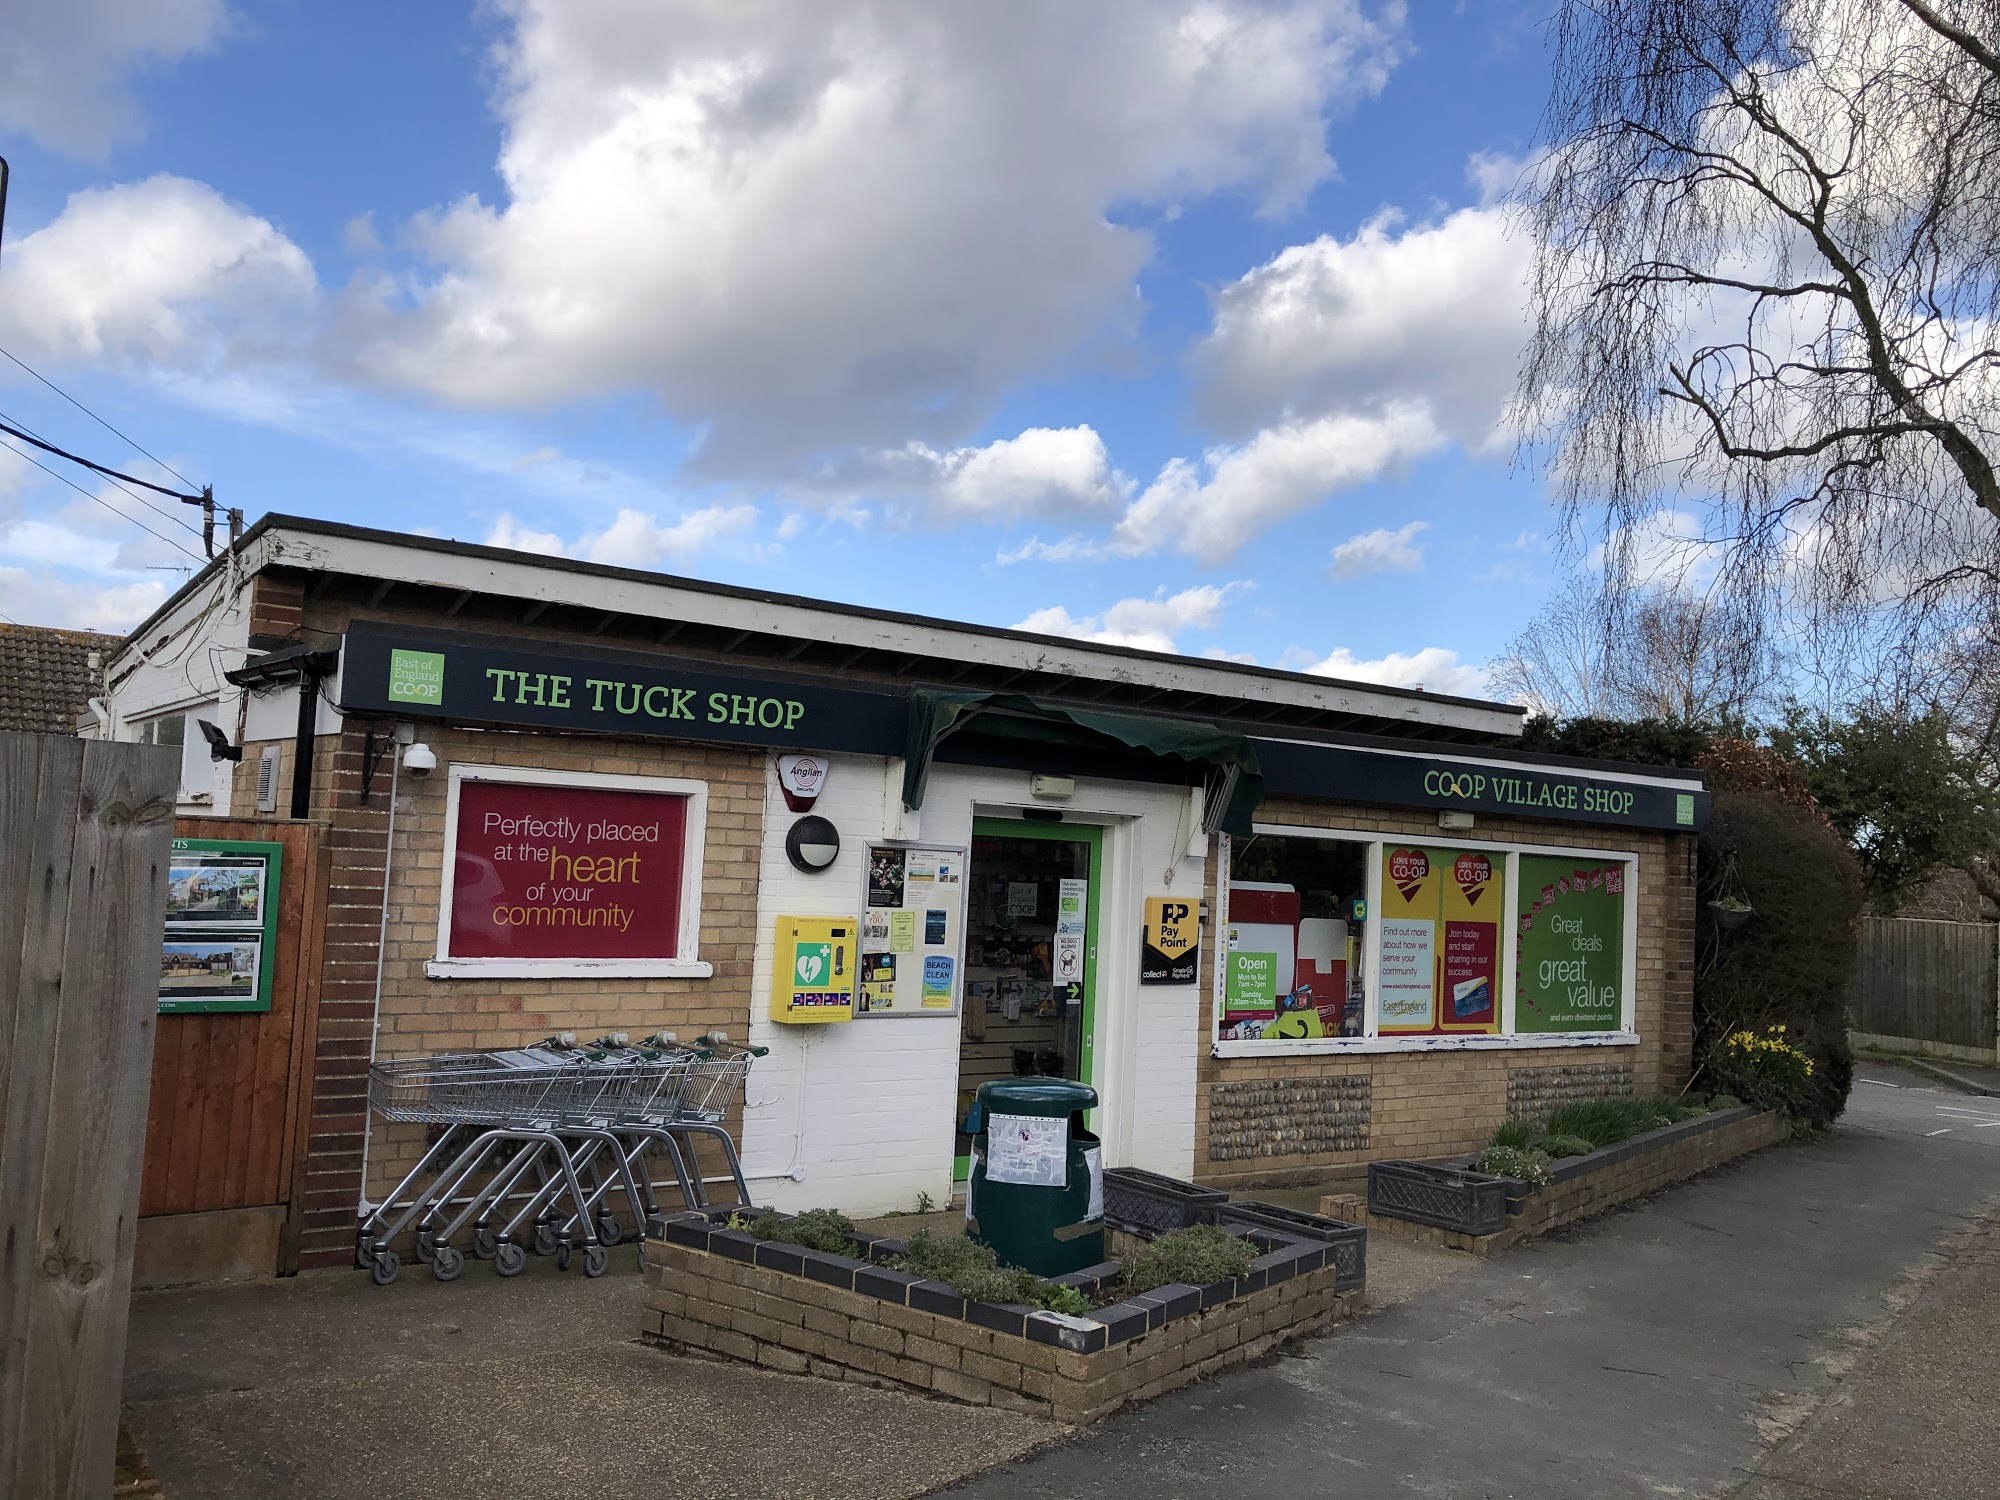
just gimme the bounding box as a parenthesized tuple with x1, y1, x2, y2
(0, 414, 206, 503)
(0, 342, 200, 493)
(0, 407, 204, 541)
(0, 433, 205, 563)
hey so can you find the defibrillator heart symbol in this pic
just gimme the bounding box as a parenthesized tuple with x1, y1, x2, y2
(797, 953, 823, 983)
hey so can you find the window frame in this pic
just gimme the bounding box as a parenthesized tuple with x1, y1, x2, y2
(1211, 821, 1640, 1058)
(427, 762, 712, 980)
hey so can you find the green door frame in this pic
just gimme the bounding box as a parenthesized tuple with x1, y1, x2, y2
(955, 817, 1105, 1180)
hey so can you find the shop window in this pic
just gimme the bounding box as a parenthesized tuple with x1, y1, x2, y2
(1217, 826, 1634, 1050)
(429, 765, 711, 979)
(1222, 832, 1369, 1042)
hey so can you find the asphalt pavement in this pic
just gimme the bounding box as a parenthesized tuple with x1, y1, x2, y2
(122, 1062, 1998, 1500)
(944, 1062, 2000, 1500)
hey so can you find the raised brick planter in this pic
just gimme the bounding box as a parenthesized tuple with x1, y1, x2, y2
(1327, 1107, 1788, 1256)
(639, 1214, 1362, 1426)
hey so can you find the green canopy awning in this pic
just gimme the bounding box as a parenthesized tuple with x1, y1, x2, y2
(902, 689, 1263, 836)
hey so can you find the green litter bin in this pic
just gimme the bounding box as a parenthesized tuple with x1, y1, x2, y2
(967, 1078, 1104, 1276)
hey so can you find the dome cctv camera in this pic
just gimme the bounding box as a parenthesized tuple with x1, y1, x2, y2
(402, 742, 438, 777)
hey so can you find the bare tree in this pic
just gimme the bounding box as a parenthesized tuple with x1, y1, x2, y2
(1490, 573, 1776, 724)
(1517, 0, 2000, 626)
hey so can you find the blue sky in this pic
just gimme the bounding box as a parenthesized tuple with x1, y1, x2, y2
(0, 0, 1567, 695)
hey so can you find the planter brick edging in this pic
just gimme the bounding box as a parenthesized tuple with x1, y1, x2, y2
(1327, 1108, 1788, 1256)
(640, 1236, 1360, 1426)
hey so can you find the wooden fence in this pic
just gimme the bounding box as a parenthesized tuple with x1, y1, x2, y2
(1852, 916, 2000, 1061)
(0, 733, 179, 1500)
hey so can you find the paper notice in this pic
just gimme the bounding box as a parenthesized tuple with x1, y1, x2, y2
(1007, 882, 1038, 917)
(986, 1113, 1068, 1188)
(889, 910, 917, 953)
(1056, 878, 1088, 935)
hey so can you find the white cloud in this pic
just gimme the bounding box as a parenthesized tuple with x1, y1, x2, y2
(1329, 519, 1427, 580)
(342, 0, 1404, 471)
(0, 518, 124, 572)
(1302, 644, 1488, 696)
(995, 534, 1107, 565)
(0, 0, 225, 154)
(1110, 406, 1442, 559)
(836, 426, 1130, 521)
(1013, 583, 1245, 654)
(1190, 205, 1529, 448)
(0, 567, 167, 631)
(485, 504, 762, 569)
(0, 176, 316, 372)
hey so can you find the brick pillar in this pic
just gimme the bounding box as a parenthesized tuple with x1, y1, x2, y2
(1659, 832, 1699, 1089)
(294, 721, 393, 1269)
(249, 569, 307, 647)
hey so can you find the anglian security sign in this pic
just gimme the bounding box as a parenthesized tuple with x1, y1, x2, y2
(340, 621, 908, 754)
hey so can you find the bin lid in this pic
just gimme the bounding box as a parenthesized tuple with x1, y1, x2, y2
(976, 1078, 1098, 1115)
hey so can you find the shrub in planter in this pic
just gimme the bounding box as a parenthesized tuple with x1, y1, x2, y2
(1541, 1133, 1595, 1159)
(895, 1229, 1091, 1312)
(1476, 1145, 1552, 1187)
(736, 1206, 855, 1254)
(1124, 1223, 1255, 1294)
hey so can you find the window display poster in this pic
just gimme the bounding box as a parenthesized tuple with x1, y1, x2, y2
(1439, 849, 1500, 1032)
(1377, 846, 1440, 1031)
(447, 780, 689, 961)
(868, 847, 907, 908)
(1515, 855, 1627, 1032)
(161, 838, 283, 1013)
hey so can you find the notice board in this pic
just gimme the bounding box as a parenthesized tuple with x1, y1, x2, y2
(855, 842, 967, 1017)
(160, 837, 282, 1013)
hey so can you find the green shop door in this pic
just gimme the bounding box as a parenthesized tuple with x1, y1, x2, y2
(954, 819, 1102, 1183)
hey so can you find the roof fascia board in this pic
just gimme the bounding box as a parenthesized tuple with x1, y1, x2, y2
(257, 525, 1523, 737)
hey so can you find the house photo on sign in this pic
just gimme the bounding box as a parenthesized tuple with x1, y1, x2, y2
(160, 838, 282, 1014)
(1140, 896, 1201, 984)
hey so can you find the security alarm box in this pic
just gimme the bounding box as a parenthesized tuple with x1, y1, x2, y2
(771, 915, 857, 1024)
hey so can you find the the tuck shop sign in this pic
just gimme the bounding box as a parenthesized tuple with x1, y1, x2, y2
(340, 621, 907, 754)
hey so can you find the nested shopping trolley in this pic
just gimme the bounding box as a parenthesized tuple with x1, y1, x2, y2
(356, 1033, 765, 1285)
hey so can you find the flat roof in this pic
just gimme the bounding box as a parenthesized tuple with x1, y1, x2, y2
(114, 512, 1530, 742)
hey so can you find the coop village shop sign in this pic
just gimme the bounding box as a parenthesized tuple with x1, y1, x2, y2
(341, 623, 1707, 835)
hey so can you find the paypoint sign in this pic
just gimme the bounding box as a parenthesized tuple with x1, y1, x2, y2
(340, 621, 907, 754)
(1140, 896, 1201, 985)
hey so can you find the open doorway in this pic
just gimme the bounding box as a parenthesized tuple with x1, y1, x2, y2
(953, 818, 1102, 1180)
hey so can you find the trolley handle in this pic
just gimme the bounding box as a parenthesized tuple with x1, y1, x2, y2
(695, 1032, 769, 1058)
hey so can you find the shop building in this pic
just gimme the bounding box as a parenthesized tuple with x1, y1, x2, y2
(102, 516, 1705, 1269)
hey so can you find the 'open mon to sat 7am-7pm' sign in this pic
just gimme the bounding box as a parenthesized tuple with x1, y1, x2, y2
(447, 779, 690, 961)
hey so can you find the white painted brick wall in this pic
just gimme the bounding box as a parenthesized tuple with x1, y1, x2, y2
(742, 753, 1203, 1214)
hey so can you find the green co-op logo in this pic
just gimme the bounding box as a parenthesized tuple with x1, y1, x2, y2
(387, 649, 446, 705)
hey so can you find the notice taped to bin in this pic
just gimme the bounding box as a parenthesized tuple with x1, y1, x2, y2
(986, 1113, 1068, 1187)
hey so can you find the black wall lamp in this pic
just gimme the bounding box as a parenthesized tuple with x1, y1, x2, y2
(785, 815, 841, 873)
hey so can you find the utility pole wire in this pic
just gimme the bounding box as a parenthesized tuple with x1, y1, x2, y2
(0, 433, 205, 563)
(0, 406, 205, 540)
(0, 415, 208, 503)
(0, 343, 200, 493)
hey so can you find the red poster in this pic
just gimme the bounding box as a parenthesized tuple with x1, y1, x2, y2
(1440, 920, 1497, 1026)
(449, 781, 688, 960)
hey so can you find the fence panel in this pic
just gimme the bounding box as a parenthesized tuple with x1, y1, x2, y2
(0, 733, 178, 1500)
(1854, 917, 1999, 1051)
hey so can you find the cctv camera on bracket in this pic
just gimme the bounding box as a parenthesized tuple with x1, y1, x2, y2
(402, 742, 438, 777)
(196, 718, 243, 763)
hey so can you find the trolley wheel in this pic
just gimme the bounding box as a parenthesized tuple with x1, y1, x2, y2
(533, 1223, 559, 1257)
(471, 1226, 498, 1260)
(583, 1245, 609, 1279)
(597, 1214, 623, 1247)
(354, 1233, 375, 1271)
(493, 1242, 528, 1278)
(369, 1249, 401, 1287)
(415, 1229, 436, 1264)
(431, 1245, 466, 1282)
(554, 1242, 572, 1273)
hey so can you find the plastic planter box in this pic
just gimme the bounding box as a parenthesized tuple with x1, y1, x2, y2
(1367, 1160, 1509, 1237)
(1101, 1167, 1228, 1235)
(1220, 1201, 1367, 1292)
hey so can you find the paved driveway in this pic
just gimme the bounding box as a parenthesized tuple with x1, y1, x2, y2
(946, 1064, 2000, 1499)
